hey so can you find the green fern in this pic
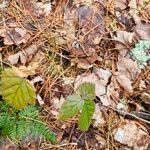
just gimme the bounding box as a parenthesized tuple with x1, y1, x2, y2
(0, 102, 56, 143)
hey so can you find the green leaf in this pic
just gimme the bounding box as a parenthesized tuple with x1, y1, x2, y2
(58, 94, 84, 121)
(78, 82, 95, 100)
(78, 99, 95, 131)
(1, 69, 36, 109)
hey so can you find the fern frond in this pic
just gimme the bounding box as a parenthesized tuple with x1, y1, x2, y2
(19, 105, 39, 119)
(30, 122, 56, 143)
(0, 113, 16, 137)
(16, 121, 31, 140)
(0, 102, 56, 143)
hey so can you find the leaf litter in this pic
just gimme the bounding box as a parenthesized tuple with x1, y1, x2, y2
(0, 0, 150, 149)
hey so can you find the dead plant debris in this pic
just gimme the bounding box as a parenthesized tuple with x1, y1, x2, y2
(0, 0, 150, 149)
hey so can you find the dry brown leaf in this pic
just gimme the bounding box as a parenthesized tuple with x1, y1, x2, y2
(95, 135, 106, 149)
(24, 44, 38, 57)
(63, 77, 75, 85)
(140, 92, 150, 109)
(73, 0, 93, 6)
(93, 67, 112, 86)
(114, 31, 134, 44)
(93, 104, 105, 127)
(31, 51, 44, 63)
(113, 31, 134, 56)
(115, 0, 127, 10)
(35, 1, 52, 17)
(114, 72, 133, 93)
(0, 28, 6, 36)
(3, 28, 30, 45)
(114, 121, 149, 150)
(74, 73, 106, 96)
(50, 95, 65, 117)
(32, 76, 44, 84)
(8, 51, 26, 65)
(117, 56, 139, 81)
(71, 47, 98, 69)
(134, 21, 150, 40)
(36, 94, 44, 105)
(129, 0, 150, 40)
(74, 70, 113, 106)
(107, 76, 120, 102)
(8, 44, 38, 65)
(12, 62, 39, 78)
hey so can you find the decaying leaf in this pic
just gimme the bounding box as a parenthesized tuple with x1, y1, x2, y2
(32, 76, 44, 84)
(115, 0, 127, 10)
(117, 56, 139, 81)
(114, 31, 134, 44)
(74, 73, 106, 96)
(2, 27, 30, 45)
(36, 94, 44, 105)
(24, 44, 38, 57)
(50, 95, 65, 117)
(12, 62, 39, 78)
(114, 72, 133, 93)
(113, 31, 134, 56)
(73, 0, 93, 6)
(8, 44, 38, 65)
(35, 1, 52, 17)
(93, 67, 112, 86)
(74, 68, 113, 106)
(129, 0, 150, 40)
(92, 104, 105, 127)
(8, 51, 26, 65)
(114, 121, 149, 150)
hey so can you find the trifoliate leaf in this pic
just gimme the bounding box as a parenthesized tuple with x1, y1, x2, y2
(58, 94, 84, 121)
(131, 40, 150, 68)
(78, 82, 95, 100)
(1, 69, 36, 109)
(78, 99, 95, 131)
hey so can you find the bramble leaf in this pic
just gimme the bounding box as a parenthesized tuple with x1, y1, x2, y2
(78, 99, 95, 131)
(58, 94, 84, 121)
(78, 82, 95, 100)
(1, 69, 36, 109)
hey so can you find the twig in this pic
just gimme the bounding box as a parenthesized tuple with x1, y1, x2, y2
(41, 142, 77, 149)
(109, 106, 150, 124)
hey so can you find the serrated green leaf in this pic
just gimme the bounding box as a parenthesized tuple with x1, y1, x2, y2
(78, 99, 95, 131)
(1, 69, 36, 109)
(58, 94, 84, 121)
(78, 82, 95, 100)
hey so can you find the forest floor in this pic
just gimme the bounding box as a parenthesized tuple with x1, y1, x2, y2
(0, 0, 150, 150)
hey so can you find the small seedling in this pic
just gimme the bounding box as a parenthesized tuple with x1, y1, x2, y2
(58, 82, 96, 131)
